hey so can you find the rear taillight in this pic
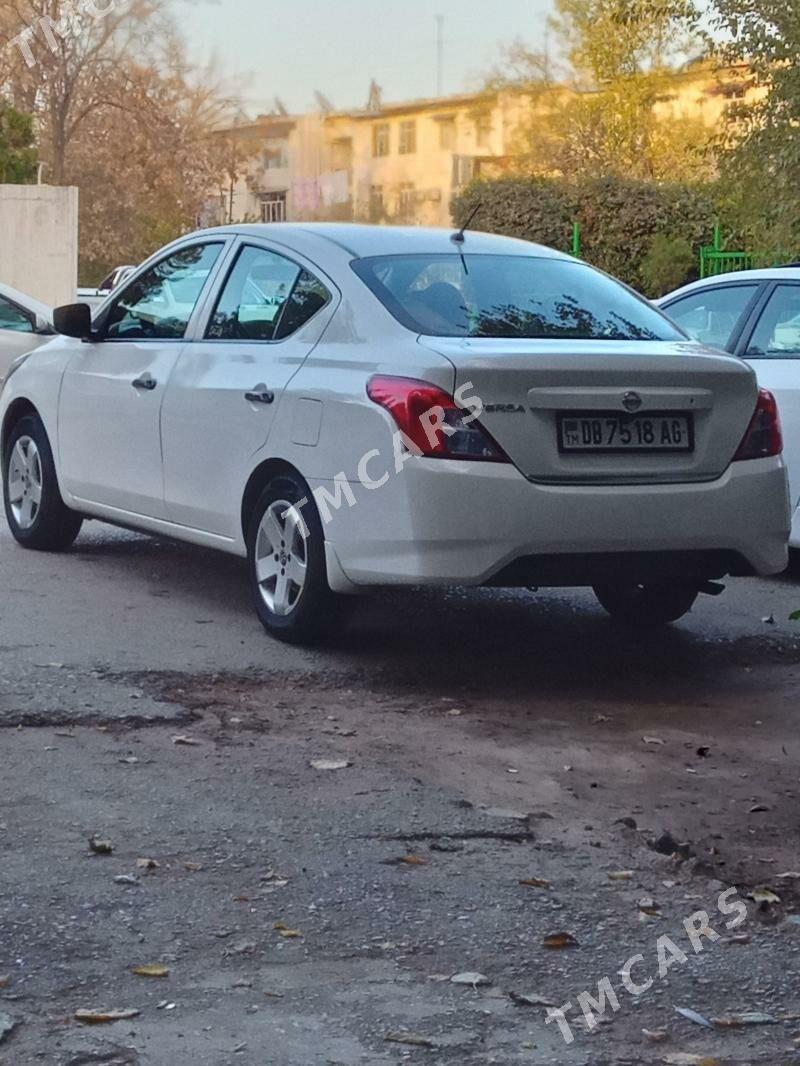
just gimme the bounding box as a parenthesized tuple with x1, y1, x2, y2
(734, 388, 783, 462)
(367, 376, 509, 463)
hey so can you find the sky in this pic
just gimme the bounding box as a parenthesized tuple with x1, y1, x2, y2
(181, 0, 553, 116)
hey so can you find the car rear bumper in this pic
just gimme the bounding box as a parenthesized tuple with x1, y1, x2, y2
(316, 456, 791, 590)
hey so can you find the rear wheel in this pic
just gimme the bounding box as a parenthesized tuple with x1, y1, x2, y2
(3, 415, 83, 551)
(593, 581, 699, 627)
(247, 472, 350, 645)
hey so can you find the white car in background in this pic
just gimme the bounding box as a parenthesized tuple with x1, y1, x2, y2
(658, 268, 800, 548)
(0, 282, 54, 385)
(77, 264, 137, 311)
(0, 225, 791, 644)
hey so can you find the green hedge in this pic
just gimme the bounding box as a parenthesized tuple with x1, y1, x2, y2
(452, 176, 717, 297)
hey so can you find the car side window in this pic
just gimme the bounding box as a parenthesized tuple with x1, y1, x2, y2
(104, 243, 223, 341)
(0, 295, 34, 333)
(206, 245, 328, 342)
(745, 284, 800, 359)
(663, 284, 759, 352)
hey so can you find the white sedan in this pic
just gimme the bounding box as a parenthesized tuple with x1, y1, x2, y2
(658, 268, 800, 548)
(0, 281, 54, 385)
(0, 225, 791, 643)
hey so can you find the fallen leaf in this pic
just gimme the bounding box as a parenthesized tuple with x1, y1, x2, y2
(642, 1028, 669, 1043)
(0, 976, 11, 989)
(790, 610, 800, 622)
(172, 735, 201, 746)
(132, 964, 169, 978)
(382, 854, 427, 867)
(114, 875, 139, 886)
(762, 614, 776, 625)
(119, 757, 139, 765)
(777, 871, 800, 881)
(593, 715, 612, 725)
(450, 972, 491, 987)
(137, 858, 159, 871)
(385, 1032, 435, 1048)
(75, 1009, 141, 1025)
(712, 1012, 776, 1028)
(273, 922, 302, 939)
(310, 759, 351, 771)
(639, 897, 661, 917)
(643, 736, 665, 747)
(608, 870, 635, 882)
(725, 933, 751, 945)
(749, 888, 781, 905)
(665, 1056, 720, 1066)
(675, 1006, 713, 1029)
(88, 836, 113, 855)
(543, 932, 579, 950)
(184, 862, 203, 872)
(749, 804, 771, 813)
(510, 991, 557, 1008)
(520, 878, 551, 890)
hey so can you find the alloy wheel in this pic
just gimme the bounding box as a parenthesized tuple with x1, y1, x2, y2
(8, 436, 43, 530)
(254, 499, 309, 616)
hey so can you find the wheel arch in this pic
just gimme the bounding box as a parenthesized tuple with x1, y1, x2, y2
(1, 398, 40, 464)
(241, 457, 306, 542)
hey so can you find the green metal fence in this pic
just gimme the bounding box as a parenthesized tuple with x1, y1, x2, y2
(700, 225, 753, 279)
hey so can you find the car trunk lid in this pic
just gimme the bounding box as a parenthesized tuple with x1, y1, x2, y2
(419, 337, 759, 484)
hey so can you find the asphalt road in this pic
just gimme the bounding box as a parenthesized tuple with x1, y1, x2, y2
(2, 516, 800, 1065)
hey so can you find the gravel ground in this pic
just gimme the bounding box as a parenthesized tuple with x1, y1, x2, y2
(1, 518, 800, 1065)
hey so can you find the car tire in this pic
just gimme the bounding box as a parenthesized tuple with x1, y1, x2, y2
(3, 414, 83, 552)
(247, 471, 350, 645)
(593, 582, 699, 627)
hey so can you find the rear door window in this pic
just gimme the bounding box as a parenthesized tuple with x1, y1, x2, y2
(662, 284, 759, 352)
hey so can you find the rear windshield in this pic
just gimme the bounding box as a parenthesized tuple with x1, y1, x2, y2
(352, 254, 682, 341)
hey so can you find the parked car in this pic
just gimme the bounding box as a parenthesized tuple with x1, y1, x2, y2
(0, 225, 791, 643)
(657, 268, 800, 548)
(77, 264, 137, 310)
(0, 281, 54, 386)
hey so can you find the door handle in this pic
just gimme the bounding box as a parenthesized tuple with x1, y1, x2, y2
(245, 384, 275, 405)
(132, 374, 158, 392)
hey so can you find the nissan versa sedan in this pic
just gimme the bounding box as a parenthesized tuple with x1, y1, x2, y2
(658, 268, 800, 548)
(0, 225, 791, 644)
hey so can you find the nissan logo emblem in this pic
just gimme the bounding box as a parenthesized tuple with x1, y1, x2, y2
(622, 391, 643, 413)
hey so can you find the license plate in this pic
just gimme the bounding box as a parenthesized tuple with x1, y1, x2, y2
(557, 413, 694, 454)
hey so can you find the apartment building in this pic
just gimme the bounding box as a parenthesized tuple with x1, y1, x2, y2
(208, 63, 756, 229)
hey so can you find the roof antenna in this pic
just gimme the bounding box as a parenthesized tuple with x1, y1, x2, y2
(452, 202, 481, 246)
(451, 202, 480, 274)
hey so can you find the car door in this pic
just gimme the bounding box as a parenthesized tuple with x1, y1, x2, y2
(735, 281, 800, 541)
(58, 240, 227, 518)
(661, 281, 763, 354)
(0, 293, 45, 383)
(160, 240, 337, 537)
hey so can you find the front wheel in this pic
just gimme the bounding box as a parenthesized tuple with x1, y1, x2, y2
(3, 415, 83, 551)
(593, 582, 700, 627)
(247, 472, 350, 645)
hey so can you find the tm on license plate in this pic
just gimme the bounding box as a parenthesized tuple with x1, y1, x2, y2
(558, 413, 694, 453)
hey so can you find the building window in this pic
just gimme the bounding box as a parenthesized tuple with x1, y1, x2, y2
(373, 123, 390, 157)
(439, 118, 456, 150)
(368, 185, 384, 221)
(399, 120, 417, 155)
(264, 137, 289, 170)
(475, 113, 492, 149)
(260, 191, 287, 222)
(398, 183, 415, 219)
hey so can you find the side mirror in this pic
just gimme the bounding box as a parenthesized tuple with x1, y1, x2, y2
(53, 303, 93, 340)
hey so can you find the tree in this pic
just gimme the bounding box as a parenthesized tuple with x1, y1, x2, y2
(493, 0, 712, 182)
(710, 0, 800, 253)
(0, 98, 37, 181)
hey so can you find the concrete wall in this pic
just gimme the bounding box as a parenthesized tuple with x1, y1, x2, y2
(0, 185, 79, 307)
